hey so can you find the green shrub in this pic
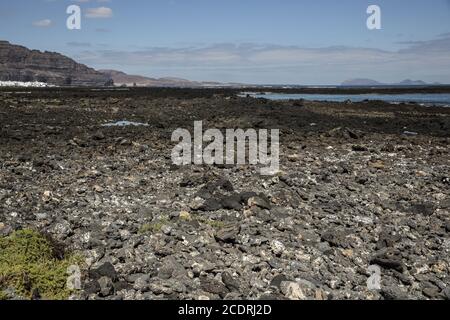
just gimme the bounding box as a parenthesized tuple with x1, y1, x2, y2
(139, 216, 170, 234)
(0, 229, 81, 300)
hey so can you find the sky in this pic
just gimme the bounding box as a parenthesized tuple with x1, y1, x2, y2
(0, 0, 450, 84)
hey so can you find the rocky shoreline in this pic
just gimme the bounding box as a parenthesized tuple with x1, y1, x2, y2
(0, 88, 449, 300)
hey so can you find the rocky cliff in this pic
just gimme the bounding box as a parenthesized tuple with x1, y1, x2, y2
(0, 40, 112, 86)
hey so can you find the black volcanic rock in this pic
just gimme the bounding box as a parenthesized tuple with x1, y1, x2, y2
(1, 89, 449, 300)
(0, 40, 112, 86)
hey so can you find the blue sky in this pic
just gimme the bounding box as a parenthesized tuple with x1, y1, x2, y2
(1, 0, 450, 84)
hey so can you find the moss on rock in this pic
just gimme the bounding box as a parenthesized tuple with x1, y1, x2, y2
(0, 290, 8, 300)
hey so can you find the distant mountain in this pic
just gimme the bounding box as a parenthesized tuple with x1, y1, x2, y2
(99, 69, 244, 88)
(341, 79, 383, 86)
(98, 70, 199, 87)
(341, 78, 440, 87)
(397, 79, 428, 86)
(0, 40, 112, 86)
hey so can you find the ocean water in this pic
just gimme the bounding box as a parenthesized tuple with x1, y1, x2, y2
(241, 93, 450, 107)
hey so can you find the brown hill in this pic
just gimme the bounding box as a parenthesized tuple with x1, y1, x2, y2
(98, 69, 207, 87)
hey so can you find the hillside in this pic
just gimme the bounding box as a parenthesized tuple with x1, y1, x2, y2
(0, 40, 112, 86)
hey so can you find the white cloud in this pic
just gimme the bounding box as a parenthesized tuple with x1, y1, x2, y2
(85, 7, 113, 18)
(33, 19, 52, 27)
(67, 42, 92, 47)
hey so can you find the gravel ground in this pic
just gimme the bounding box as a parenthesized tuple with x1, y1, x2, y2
(0, 88, 449, 300)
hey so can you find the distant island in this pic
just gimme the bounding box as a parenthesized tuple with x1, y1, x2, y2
(341, 78, 442, 87)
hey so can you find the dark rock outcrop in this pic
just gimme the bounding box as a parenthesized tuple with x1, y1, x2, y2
(0, 40, 112, 86)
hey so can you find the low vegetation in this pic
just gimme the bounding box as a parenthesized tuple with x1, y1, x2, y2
(0, 229, 81, 300)
(139, 216, 170, 234)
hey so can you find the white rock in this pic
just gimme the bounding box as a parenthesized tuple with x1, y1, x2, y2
(280, 281, 306, 300)
(270, 240, 286, 256)
(66, 265, 82, 290)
